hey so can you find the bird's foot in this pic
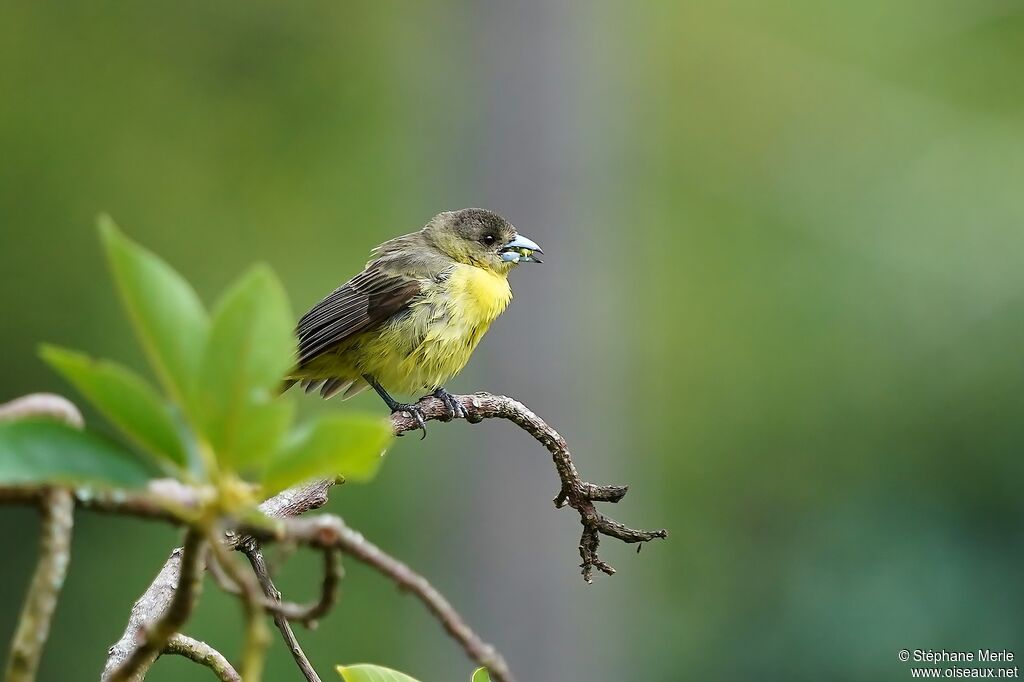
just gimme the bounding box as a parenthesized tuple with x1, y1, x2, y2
(431, 387, 466, 421)
(392, 403, 428, 439)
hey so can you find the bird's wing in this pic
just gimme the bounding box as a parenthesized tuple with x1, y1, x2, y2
(296, 264, 423, 366)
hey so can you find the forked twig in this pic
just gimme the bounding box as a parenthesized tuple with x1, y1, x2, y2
(391, 392, 668, 582)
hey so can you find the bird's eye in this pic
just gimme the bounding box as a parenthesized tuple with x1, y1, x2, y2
(482, 234, 497, 247)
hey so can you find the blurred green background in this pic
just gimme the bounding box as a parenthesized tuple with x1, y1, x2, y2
(2, 1, 1023, 680)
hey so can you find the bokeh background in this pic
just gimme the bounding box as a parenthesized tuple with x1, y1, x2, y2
(2, 1, 1023, 680)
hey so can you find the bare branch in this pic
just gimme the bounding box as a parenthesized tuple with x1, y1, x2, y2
(0, 481, 199, 522)
(391, 392, 668, 582)
(248, 515, 515, 682)
(4, 488, 74, 682)
(242, 544, 324, 682)
(253, 478, 337, 519)
(164, 634, 241, 682)
(106, 528, 205, 682)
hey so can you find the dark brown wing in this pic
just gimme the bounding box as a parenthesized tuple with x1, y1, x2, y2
(296, 264, 422, 367)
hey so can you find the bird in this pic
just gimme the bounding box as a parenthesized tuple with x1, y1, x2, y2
(285, 208, 543, 438)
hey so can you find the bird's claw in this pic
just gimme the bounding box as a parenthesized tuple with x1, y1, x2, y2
(432, 388, 466, 421)
(393, 404, 428, 439)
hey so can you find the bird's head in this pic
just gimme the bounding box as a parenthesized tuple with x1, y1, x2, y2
(422, 208, 543, 275)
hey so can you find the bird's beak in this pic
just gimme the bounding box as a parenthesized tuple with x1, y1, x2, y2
(499, 235, 544, 264)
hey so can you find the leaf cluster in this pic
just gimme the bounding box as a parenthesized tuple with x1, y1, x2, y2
(0, 217, 392, 514)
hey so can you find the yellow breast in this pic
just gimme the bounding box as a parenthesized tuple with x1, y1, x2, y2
(447, 264, 513, 324)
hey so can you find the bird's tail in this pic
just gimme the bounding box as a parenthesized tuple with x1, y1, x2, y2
(280, 377, 369, 401)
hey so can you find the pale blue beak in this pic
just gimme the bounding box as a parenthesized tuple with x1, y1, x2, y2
(500, 234, 544, 263)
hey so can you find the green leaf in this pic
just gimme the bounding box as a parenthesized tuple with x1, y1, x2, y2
(98, 215, 208, 412)
(0, 419, 158, 488)
(197, 265, 296, 469)
(336, 665, 420, 682)
(262, 414, 392, 496)
(40, 345, 187, 469)
(335, 663, 487, 682)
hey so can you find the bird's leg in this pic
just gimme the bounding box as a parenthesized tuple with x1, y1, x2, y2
(363, 374, 427, 439)
(431, 387, 467, 421)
